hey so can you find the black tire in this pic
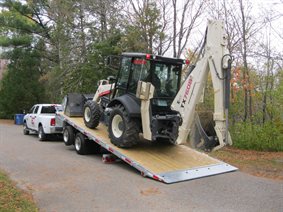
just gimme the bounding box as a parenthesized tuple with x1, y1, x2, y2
(74, 133, 89, 155)
(108, 105, 140, 148)
(38, 125, 46, 141)
(83, 100, 101, 129)
(63, 126, 75, 146)
(23, 122, 29, 135)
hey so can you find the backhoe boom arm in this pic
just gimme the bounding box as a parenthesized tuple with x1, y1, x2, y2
(171, 20, 232, 150)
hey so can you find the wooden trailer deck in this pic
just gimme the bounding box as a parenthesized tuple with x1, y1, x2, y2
(58, 113, 237, 183)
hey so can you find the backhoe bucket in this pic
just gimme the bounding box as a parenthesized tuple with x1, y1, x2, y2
(189, 112, 219, 151)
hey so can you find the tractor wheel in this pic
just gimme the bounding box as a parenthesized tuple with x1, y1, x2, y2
(74, 133, 89, 155)
(38, 125, 46, 141)
(108, 105, 140, 148)
(83, 100, 101, 129)
(23, 122, 29, 135)
(63, 125, 75, 146)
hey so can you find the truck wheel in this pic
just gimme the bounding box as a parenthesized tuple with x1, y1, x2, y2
(63, 126, 75, 146)
(38, 125, 46, 141)
(108, 105, 139, 148)
(83, 100, 101, 129)
(23, 122, 29, 135)
(74, 133, 89, 155)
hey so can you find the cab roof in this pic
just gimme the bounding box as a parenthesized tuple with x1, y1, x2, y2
(121, 52, 184, 65)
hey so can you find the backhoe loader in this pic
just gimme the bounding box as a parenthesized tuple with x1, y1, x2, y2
(82, 20, 232, 151)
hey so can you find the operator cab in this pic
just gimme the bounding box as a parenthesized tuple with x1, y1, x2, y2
(112, 53, 184, 115)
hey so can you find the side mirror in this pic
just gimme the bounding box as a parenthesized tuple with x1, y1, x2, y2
(107, 76, 116, 82)
(105, 55, 121, 70)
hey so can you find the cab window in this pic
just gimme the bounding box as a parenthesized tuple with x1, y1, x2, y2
(128, 58, 150, 94)
(117, 57, 131, 89)
(34, 106, 39, 114)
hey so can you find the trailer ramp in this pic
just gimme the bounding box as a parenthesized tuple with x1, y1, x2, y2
(58, 113, 237, 183)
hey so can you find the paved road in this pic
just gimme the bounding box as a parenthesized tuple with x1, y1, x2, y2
(0, 123, 282, 212)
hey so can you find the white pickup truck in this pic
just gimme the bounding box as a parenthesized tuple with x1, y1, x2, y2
(23, 104, 63, 141)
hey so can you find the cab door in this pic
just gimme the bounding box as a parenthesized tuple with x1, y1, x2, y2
(26, 106, 35, 129)
(32, 105, 40, 130)
(29, 105, 39, 130)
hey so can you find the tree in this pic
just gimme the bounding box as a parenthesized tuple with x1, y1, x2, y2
(0, 47, 45, 118)
(0, 0, 47, 117)
(121, 0, 163, 53)
(171, 0, 205, 58)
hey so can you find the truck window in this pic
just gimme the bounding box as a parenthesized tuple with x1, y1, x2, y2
(41, 106, 56, 114)
(55, 105, 63, 112)
(29, 106, 35, 114)
(34, 106, 39, 114)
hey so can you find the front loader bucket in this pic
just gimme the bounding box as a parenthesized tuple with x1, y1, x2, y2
(63, 93, 94, 117)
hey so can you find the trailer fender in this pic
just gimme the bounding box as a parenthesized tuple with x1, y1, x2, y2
(108, 95, 141, 118)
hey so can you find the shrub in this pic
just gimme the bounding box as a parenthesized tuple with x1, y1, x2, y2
(230, 122, 283, 151)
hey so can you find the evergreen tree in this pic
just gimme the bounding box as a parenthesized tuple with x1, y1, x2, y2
(0, 47, 45, 118)
(0, 0, 46, 118)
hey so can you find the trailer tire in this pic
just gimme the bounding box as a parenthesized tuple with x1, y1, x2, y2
(63, 126, 75, 146)
(83, 100, 101, 129)
(23, 122, 29, 135)
(38, 125, 46, 141)
(74, 133, 89, 155)
(108, 104, 139, 148)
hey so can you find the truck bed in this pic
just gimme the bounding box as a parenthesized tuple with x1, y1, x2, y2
(58, 113, 237, 183)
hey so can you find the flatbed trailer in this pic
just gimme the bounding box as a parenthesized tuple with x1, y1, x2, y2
(57, 112, 237, 184)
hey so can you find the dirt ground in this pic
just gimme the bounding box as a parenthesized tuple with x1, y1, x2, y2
(0, 119, 14, 125)
(1, 119, 282, 181)
(210, 147, 283, 181)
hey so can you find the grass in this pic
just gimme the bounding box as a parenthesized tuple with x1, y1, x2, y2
(0, 169, 38, 212)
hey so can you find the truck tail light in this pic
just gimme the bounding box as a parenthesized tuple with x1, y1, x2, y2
(50, 118, 56, 126)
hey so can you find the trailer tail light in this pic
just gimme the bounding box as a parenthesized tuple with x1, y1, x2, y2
(50, 118, 56, 126)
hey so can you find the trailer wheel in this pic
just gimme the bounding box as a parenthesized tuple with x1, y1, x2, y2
(38, 125, 46, 141)
(74, 133, 89, 155)
(83, 100, 101, 129)
(23, 122, 29, 135)
(63, 126, 75, 146)
(108, 105, 139, 148)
